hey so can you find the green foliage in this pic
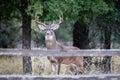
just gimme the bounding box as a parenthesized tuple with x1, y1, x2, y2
(26, 0, 43, 18)
(0, 0, 119, 48)
(0, 19, 21, 48)
(34, 0, 110, 24)
(91, 1, 120, 48)
(0, 0, 20, 20)
(0, 0, 113, 26)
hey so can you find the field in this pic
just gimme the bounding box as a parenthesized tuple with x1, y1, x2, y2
(0, 56, 120, 75)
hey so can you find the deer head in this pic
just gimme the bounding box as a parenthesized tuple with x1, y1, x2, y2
(35, 15, 63, 49)
(35, 15, 63, 39)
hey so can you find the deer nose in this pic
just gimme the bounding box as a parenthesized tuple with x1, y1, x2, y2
(47, 33, 50, 35)
(46, 32, 50, 35)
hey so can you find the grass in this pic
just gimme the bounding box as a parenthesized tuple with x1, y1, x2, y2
(0, 56, 120, 75)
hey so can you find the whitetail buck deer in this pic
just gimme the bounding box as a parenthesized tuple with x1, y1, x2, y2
(35, 15, 86, 75)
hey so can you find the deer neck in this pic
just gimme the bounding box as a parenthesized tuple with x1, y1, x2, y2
(45, 33, 57, 49)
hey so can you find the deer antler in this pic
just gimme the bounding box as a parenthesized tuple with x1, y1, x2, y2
(34, 15, 46, 27)
(58, 14, 63, 24)
(51, 14, 63, 28)
(34, 14, 46, 30)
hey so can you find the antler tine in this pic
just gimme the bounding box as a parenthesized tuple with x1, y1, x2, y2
(51, 14, 63, 28)
(51, 21, 55, 26)
(59, 14, 63, 24)
(34, 14, 46, 27)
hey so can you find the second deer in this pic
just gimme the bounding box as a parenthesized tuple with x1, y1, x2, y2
(35, 15, 86, 75)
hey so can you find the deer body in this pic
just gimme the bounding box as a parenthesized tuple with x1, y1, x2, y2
(35, 16, 85, 75)
(45, 33, 85, 74)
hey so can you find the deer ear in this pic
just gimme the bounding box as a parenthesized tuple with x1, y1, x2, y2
(38, 24, 46, 30)
(51, 24, 60, 30)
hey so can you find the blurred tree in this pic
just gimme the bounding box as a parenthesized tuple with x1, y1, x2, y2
(0, 0, 21, 48)
(0, 20, 21, 48)
(73, 21, 91, 72)
(0, 0, 33, 74)
(18, 0, 32, 74)
(94, 0, 120, 73)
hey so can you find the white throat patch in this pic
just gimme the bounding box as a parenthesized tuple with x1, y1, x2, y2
(45, 36, 53, 40)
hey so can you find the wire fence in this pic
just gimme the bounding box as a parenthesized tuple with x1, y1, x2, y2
(0, 49, 120, 80)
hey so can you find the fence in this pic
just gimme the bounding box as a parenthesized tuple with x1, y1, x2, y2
(0, 74, 120, 80)
(0, 49, 120, 80)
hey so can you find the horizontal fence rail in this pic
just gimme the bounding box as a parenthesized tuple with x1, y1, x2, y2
(0, 49, 120, 56)
(0, 74, 120, 80)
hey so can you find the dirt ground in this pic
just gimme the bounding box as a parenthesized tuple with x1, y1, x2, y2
(0, 56, 120, 75)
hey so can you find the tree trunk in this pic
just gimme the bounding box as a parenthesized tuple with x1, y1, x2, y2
(20, 0, 32, 74)
(73, 21, 91, 72)
(104, 27, 111, 49)
(96, 15, 112, 73)
(103, 26, 111, 73)
(73, 21, 89, 49)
